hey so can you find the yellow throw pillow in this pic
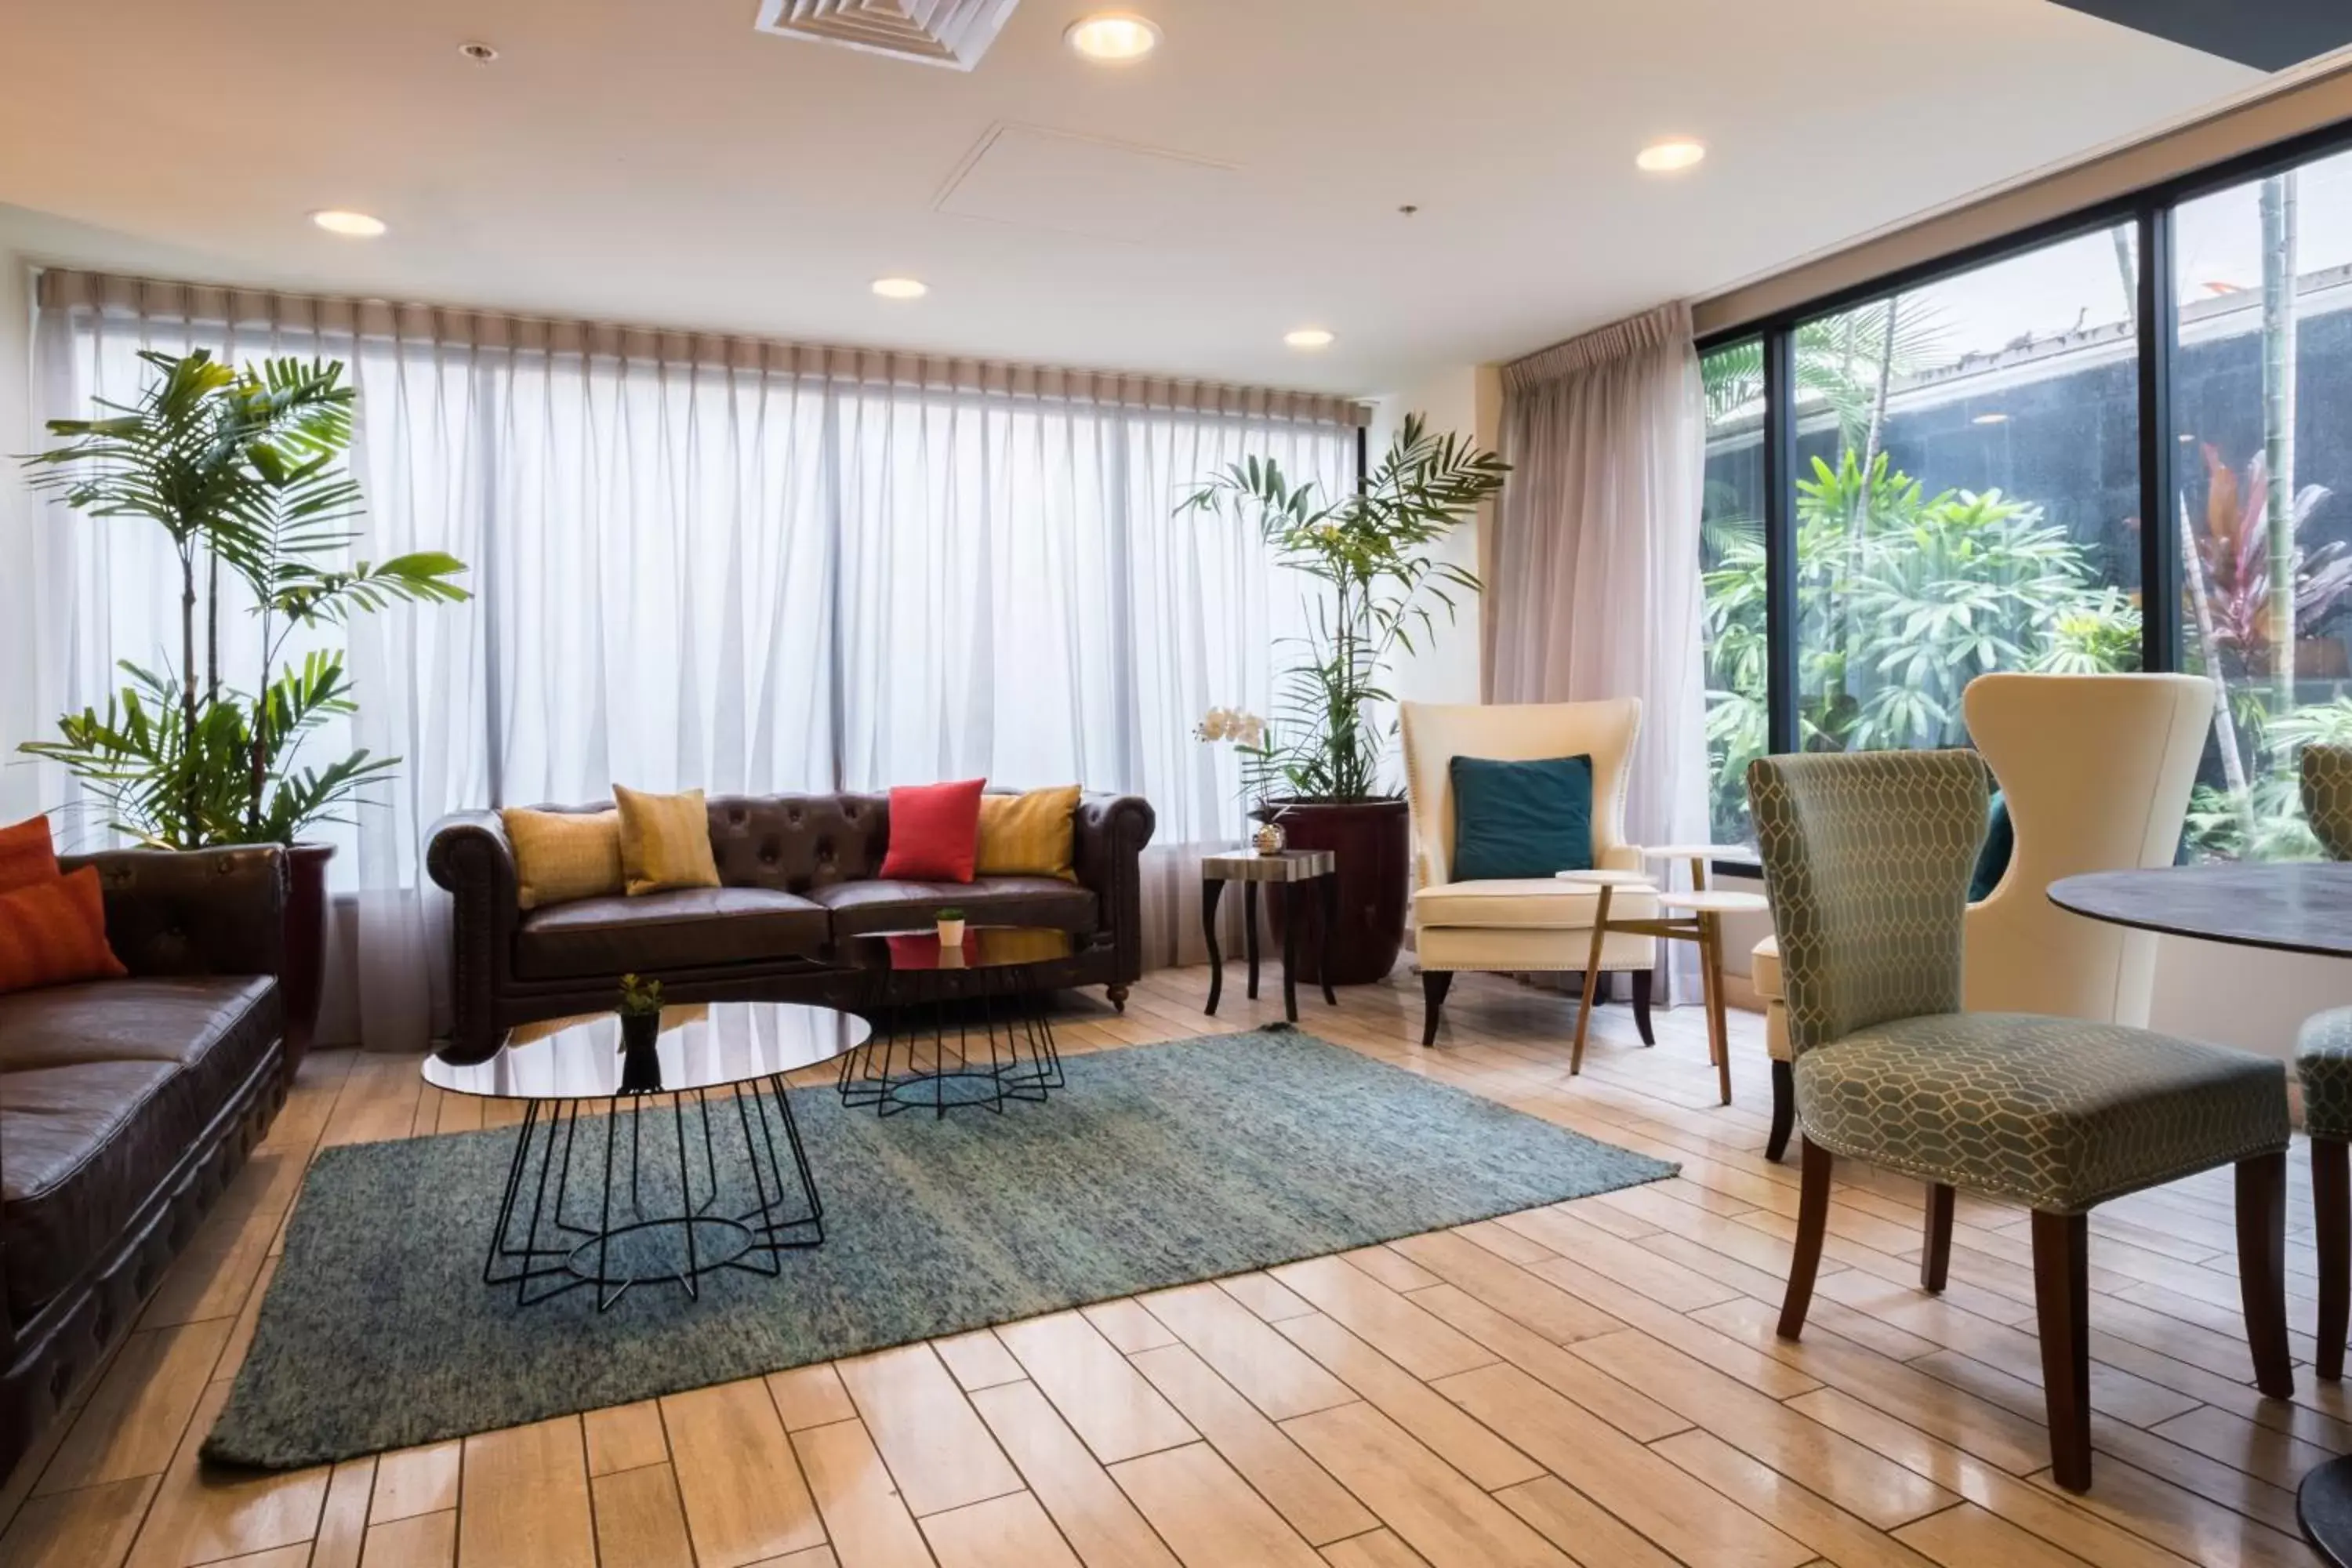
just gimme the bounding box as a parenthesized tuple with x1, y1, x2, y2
(501, 808, 624, 909)
(975, 786, 1081, 881)
(613, 786, 721, 896)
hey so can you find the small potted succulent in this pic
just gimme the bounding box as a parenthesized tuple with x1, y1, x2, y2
(615, 972, 665, 1092)
(935, 907, 967, 947)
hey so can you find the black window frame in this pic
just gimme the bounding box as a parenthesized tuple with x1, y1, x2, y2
(1694, 114, 2352, 719)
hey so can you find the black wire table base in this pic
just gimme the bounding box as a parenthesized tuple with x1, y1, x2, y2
(837, 988, 1065, 1119)
(483, 1074, 822, 1312)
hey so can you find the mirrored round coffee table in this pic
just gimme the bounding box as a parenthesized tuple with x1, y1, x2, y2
(425, 1000, 868, 1310)
(837, 926, 1085, 1117)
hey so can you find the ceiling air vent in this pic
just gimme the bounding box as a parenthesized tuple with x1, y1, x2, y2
(753, 0, 1023, 71)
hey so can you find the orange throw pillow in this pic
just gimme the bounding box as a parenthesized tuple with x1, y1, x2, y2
(0, 815, 60, 894)
(0, 866, 128, 995)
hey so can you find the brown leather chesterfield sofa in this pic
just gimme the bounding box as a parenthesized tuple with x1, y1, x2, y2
(427, 791, 1156, 1063)
(0, 848, 288, 1481)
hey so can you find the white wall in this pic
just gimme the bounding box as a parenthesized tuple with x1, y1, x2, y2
(1, 212, 39, 824)
(1366, 364, 1501, 710)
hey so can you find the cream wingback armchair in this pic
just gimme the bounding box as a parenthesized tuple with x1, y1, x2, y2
(1751, 672, 2214, 1159)
(1400, 699, 1658, 1048)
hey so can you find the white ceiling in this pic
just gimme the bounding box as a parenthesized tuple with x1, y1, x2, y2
(0, 0, 2262, 397)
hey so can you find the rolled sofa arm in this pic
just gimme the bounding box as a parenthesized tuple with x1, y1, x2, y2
(59, 847, 286, 978)
(426, 811, 520, 1063)
(1073, 793, 1156, 984)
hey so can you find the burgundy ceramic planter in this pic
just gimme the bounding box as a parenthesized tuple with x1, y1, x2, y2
(281, 842, 334, 1078)
(1256, 797, 1410, 986)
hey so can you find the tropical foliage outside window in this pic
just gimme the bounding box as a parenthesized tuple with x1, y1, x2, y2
(2174, 147, 2352, 859)
(1700, 148, 2352, 864)
(1698, 228, 2143, 842)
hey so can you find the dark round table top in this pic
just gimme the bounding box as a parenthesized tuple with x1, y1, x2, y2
(2047, 862, 2352, 959)
(425, 1000, 869, 1100)
(844, 925, 1077, 972)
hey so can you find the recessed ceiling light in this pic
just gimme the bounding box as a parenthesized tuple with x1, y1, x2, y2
(1635, 139, 1707, 174)
(1284, 328, 1334, 350)
(459, 40, 499, 64)
(871, 276, 928, 299)
(311, 209, 387, 238)
(1066, 12, 1160, 62)
(1972, 412, 2010, 426)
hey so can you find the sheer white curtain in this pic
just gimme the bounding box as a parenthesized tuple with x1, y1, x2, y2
(25, 272, 1356, 1049)
(1491, 301, 1710, 997)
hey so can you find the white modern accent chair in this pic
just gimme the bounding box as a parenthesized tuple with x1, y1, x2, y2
(1400, 699, 1659, 1048)
(1751, 672, 2216, 1159)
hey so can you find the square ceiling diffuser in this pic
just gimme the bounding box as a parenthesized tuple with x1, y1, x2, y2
(753, 0, 1022, 71)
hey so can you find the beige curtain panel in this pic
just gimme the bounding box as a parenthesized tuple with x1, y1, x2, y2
(1490, 299, 1712, 993)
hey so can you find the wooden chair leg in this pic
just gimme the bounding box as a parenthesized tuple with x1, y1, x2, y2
(1570, 887, 1613, 1076)
(1777, 1138, 1834, 1341)
(1921, 1184, 1955, 1293)
(1765, 1060, 1795, 1163)
(1419, 971, 1454, 1049)
(2237, 1150, 2296, 1399)
(1700, 914, 1731, 1107)
(1629, 968, 1656, 1047)
(2318, 1137, 2350, 1382)
(2031, 1209, 2092, 1492)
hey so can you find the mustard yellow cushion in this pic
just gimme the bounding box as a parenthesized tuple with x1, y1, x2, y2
(613, 786, 721, 896)
(975, 786, 1081, 881)
(500, 808, 624, 910)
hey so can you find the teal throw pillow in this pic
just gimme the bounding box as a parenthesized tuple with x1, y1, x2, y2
(1969, 789, 2013, 902)
(1450, 754, 1595, 882)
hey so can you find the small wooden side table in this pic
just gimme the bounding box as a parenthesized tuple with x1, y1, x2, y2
(1202, 849, 1338, 1023)
(1561, 850, 1766, 1108)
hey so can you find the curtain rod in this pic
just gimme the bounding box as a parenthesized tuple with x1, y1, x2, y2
(36, 265, 1374, 429)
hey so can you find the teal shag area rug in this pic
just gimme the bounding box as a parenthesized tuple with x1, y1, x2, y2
(206, 1028, 1675, 1468)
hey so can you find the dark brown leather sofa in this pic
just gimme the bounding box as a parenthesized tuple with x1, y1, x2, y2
(427, 791, 1156, 1062)
(0, 848, 288, 1480)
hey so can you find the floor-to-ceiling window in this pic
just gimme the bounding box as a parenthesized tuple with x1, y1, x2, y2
(1791, 227, 2143, 764)
(2172, 146, 2352, 858)
(1700, 127, 2352, 864)
(1699, 340, 1767, 842)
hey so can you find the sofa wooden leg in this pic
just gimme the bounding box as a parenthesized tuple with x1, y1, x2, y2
(2318, 1138, 2350, 1382)
(2238, 1150, 2295, 1399)
(1421, 971, 1454, 1048)
(2031, 1209, 2092, 1491)
(1107, 983, 1130, 1014)
(1630, 968, 1655, 1047)
(1778, 1138, 1834, 1341)
(1921, 1183, 1955, 1293)
(1765, 1060, 1795, 1163)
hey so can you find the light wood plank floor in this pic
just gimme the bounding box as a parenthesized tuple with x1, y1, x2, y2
(1, 967, 2339, 1566)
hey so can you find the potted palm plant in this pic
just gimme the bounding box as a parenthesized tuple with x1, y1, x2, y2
(19, 350, 469, 1069)
(1183, 414, 1506, 984)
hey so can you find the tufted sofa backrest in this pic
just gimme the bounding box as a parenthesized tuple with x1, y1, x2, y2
(704, 793, 894, 892)
(511, 793, 915, 894)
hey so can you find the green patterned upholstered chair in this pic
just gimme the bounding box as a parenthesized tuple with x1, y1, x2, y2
(1749, 748, 2293, 1491)
(2298, 744, 2352, 1379)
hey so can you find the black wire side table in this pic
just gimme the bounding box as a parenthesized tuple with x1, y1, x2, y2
(837, 926, 1086, 1117)
(424, 1001, 867, 1311)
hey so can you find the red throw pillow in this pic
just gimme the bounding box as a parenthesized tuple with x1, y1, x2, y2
(0, 815, 60, 894)
(0, 866, 128, 995)
(880, 779, 985, 884)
